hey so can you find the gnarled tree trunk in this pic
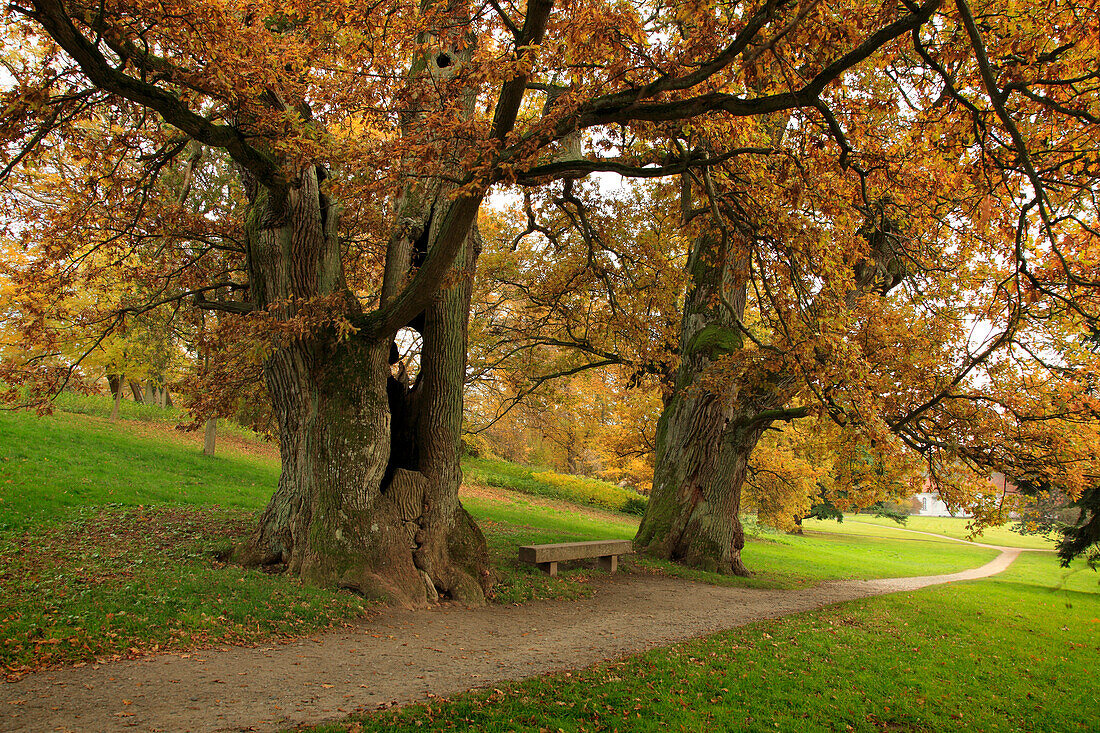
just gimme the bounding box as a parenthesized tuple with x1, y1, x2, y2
(638, 395, 770, 576)
(233, 165, 489, 607)
(635, 230, 786, 576)
(637, 232, 756, 575)
(392, 225, 489, 604)
(223, 0, 553, 606)
(637, 176, 894, 575)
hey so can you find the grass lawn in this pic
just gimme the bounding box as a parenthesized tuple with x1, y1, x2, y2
(0, 408, 374, 677)
(631, 522, 999, 591)
(0, 409, 277, 530)
(462, 490, 999, 594)
(463, 457, 647, 515)
(308, 551, 1100, 733)
(0, 402, 1008, 677)
(844, 514, 1056, 549)
(462, 493, 639, 605)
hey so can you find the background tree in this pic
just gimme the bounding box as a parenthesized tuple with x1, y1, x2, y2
(634, 0, 1100, 574)
(1056, 488, 1100, 570)
(466, 196, 676, 485)
(464, 0, 1100, 575)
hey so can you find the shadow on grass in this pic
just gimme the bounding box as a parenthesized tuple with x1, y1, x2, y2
(985, 579, 1100, 604)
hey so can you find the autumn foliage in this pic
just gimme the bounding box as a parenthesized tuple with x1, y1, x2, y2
(2, 0, 1099, 583)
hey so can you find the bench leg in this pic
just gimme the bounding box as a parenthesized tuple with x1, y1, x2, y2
(597, 555, 618, 573)
(538, 561, 558, 576)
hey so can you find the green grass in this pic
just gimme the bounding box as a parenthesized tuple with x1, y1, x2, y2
(52, 391, 267, 442)
(633, 522, 999, 590)
(459, 464, 1002, 588)
(462, 494, 639, 604)
(0, 402, 1016, 679)
(0, 506, 370, 675)
(0, 407, 365, 675)
(460, 492, 998, 594)
(844, 513, 1056, 549)
(51, 391, 188, 424)
(0, 409, 277, 531)
(306, 551, 1100, 733)
(1, 407, 656, 671)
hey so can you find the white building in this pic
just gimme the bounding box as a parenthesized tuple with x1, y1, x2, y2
(912, 492, 972, 518)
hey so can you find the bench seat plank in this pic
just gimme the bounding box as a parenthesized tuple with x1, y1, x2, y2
(518, 540, 632, 575)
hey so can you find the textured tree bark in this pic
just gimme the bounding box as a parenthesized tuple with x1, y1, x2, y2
(227, 0, 539, 604)
(637, 393, 767, 576)
(635, 231, 778, 576)
(203, 418, 216, 456)
(635, 84, 803, 575)
(109, 374, 122, 421)
(637, 202, 909, 572)
(400, 223, 490, 604)
(128, 379, 145, 403)
(233, 166, 489, 607)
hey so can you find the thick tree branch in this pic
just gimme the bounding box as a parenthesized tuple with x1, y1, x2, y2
(570, 0, 942, 130)
(514, 147, 775, 184)
(25, 0, 283, 187)
(490, 0, 555, 142)
(194, 297, 257, 315)
(359, 0, 555, 338)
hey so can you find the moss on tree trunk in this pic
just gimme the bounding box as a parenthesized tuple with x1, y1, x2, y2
(635, 231, 779, 576)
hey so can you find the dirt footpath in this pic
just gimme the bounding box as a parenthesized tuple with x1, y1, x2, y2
(0, 549, 1022, 733)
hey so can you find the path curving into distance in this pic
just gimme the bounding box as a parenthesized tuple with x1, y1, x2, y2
(1, 536, 1034, 733)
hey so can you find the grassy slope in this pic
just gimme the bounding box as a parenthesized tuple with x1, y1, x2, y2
(0, 408, 372, 675)
(464, 489, 998, 592)
(844, 513, 1056, 549)
(0, 404, 1001, 673)
(5, 402, 1094, 731)
(733, 523, 997, 586)
(0, 409, 277, 529)
(463, 457, 647, 514)
(313, 551, 1100, 733)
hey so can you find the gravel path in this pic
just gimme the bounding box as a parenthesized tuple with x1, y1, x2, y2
(1, 546, 1023, 733)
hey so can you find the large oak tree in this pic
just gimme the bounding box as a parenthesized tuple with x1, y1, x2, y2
(462, 0, 1100, 574)
(638, 0, 1100, 575)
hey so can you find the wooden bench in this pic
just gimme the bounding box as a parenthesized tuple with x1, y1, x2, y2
(518, 539, 633, 576)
